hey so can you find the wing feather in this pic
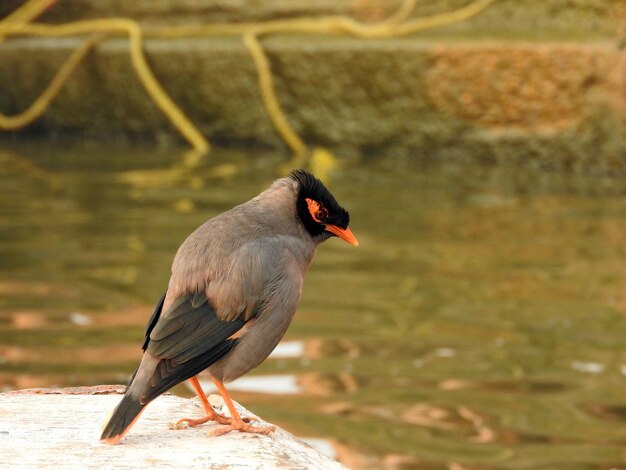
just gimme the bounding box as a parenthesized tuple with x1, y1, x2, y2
(131, 237, 307, 403)
(141, 292, 166, 351)
(147, 293, 245, 361)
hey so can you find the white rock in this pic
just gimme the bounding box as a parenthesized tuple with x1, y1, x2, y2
(0, 387, 345, 470)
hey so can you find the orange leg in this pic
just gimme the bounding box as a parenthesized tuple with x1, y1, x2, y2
(174, 376, 233, 428)
(209, 375, 275, 436)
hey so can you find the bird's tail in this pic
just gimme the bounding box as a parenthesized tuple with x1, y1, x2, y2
(100, 393, 145, 445)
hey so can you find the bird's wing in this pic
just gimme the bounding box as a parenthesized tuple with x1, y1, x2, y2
(130, 293, 245, 403)
(133, 238, 301, 402)
(147, 236, 294, 359)
(203, 236, 289, 322)
(147, 292, 245, 362)
(141, 292, 165, 351)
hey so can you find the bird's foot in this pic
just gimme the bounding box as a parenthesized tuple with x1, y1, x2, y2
(208, 419, 276, 437)
(171, 411, 251, 430)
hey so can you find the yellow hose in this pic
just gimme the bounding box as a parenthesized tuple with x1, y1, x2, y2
(0, 0, 497, 160)
(243, 31, 307, 162)
(2, 18, 209, 153)
(0, 34, 103, 130)
(0, 0, 53, 43)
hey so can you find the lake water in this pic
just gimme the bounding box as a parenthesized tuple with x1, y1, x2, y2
(1, 141, 626, 468)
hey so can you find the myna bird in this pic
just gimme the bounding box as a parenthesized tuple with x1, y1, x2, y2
(101, 169, 358, 444)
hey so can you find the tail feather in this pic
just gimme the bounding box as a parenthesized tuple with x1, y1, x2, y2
(99, 310, 240, 444)
(100, 393, 145, 444)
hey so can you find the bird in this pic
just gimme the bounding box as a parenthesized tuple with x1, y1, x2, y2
(100, 169, 358, 444)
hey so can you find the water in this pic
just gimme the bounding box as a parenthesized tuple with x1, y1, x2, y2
(1, 141, 626, 468)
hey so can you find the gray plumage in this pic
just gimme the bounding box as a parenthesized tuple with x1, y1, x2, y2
(159, 176, 314, 383)
(101, 171, 355, 443)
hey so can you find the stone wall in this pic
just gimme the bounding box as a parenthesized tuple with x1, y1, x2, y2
(0, 1, 624, 171)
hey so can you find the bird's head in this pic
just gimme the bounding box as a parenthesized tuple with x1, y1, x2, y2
(290, 169, 359, 246)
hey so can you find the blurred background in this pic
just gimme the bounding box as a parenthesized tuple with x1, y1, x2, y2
(1, 1, 625, 468)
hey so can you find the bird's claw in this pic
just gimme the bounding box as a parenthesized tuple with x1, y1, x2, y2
(208, 420, 276, 437)
(172, 412, 251, 430)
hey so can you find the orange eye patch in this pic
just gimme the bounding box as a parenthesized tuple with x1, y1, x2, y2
(305, 198, 328, 223)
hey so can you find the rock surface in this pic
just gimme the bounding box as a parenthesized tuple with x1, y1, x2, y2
(0, 386, 345, 469)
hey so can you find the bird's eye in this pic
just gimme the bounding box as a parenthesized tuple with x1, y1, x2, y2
(315, 207, 328, 221)
(306, 198, 327, 223)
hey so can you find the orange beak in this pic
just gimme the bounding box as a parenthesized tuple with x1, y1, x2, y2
(325, 225, 359, 246)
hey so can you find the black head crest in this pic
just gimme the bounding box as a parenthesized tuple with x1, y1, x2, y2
(290, 169, 350, 238)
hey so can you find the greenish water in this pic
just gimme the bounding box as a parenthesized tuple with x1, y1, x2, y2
(1, 141, 626, 469)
